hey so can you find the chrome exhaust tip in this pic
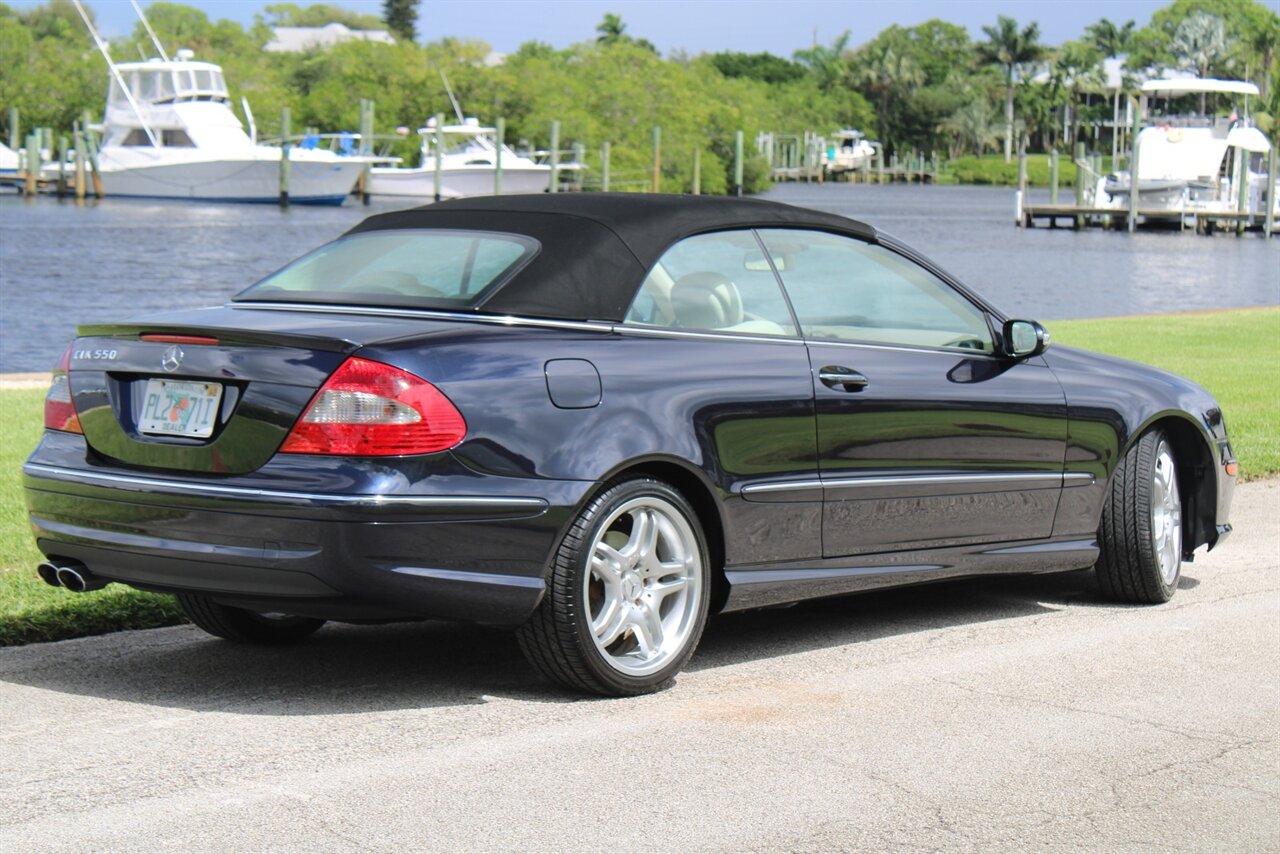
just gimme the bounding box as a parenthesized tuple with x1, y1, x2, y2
(53, 563, 108, 593)
(36, 562, 62, 588)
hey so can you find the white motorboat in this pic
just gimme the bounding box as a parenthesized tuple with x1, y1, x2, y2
(86, 53, 364, 204)
(368, 117, 555, 198)
(1098, 78, 1272, 218)
(0, 141, 19, 174)
(823, 130, 878, 175)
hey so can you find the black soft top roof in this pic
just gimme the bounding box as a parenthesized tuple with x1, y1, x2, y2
(345, 193, 878, 322)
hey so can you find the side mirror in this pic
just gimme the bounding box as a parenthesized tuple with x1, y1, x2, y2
(1002, 319, 1050, 358)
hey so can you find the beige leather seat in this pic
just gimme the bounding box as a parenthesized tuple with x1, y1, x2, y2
(669, 272, 744, 330)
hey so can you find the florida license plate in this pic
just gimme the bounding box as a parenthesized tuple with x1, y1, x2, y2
(138, 379, 224, 438)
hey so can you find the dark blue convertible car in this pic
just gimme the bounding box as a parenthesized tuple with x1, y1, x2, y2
(23, 194, 1236, 695)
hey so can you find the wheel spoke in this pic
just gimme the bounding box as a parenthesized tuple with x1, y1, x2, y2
(647, 576, 688, 601)
(591, 543, 624, 584)
(620, 509, 656, 565)
(631, 605, 664, 657)
(592, 600, 628, 647)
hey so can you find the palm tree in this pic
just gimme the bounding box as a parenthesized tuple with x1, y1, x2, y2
(1084, 18, 1135, 163)
(793, 31, 853, 93)
(977, 15, 1045, 162)
(1051, 41, 1105, 148)
(595, 13, 626, 46)
(1084, 18, 1135, 60)
(940, 99, 1001, 157)
(853, 39, 923, 151)
(1170, 12, 1229, 113)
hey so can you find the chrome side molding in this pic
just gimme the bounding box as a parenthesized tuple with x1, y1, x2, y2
(742, 471, 1095, 499)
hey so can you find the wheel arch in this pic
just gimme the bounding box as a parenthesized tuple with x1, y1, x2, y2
(569, 455, 730, 614)
(1120, 411, 1218, 555)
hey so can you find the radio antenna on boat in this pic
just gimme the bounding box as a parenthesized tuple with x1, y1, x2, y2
(130, 0, 170, 62)
(71, 0, 160, 148)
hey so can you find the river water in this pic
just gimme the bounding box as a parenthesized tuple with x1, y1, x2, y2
(1, 184, 1276, 372)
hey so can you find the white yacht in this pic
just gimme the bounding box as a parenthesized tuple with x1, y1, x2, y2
(0, 141, 19, 174)
(86, 53, 364, 204)
(824, 130, 878, 175)
(367, 117, 556, 198)
(1099, 78, 1273, 218)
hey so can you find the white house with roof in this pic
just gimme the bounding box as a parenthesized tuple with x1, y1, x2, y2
(265, 23, 395, 53)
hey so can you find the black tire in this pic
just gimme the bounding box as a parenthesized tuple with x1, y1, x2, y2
(517, 477, 711, 697)
(176, 593, 326, 644)
(1094, 428, 1183, 604)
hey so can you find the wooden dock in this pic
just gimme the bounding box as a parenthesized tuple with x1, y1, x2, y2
(1021, 203, 1275, 235)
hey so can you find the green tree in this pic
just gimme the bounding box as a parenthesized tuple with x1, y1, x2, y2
(1170, 12, 1229, 112)
(1049, 40, 1105, 147)
(940, 98, 1001, 157)
(852, 33, 924, 151)
(383, 0, 418, 42)
(976, 15, 1045, 161)
(708, 51, 805, 84)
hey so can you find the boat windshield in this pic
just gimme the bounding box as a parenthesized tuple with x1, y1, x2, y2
(234, 229, 539, 310)
(109, 66, 229, 109)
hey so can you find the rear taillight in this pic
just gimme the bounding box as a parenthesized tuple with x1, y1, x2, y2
(280, 357, 466, 456)
(44, 344, 82, 434)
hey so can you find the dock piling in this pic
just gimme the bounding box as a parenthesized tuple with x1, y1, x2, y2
(1049, 150, 1058, 205)
(278, 106, 291, 207)
(1234, 147, 1249, 235)
(692, 147, 701, 195)
(1127, 98, 1140, 233)
(23, 133, 36, 196)
(6, 107, 16, 150)
(1265, 143, 1277, 239)
(433, 112, 444, 202)
(734, 130, 743, 197)
(494, 117, 504, 195)
(572, 142, 585, 190)
(601, 141, 611, 192)
(1073, 142, 1086, 229)
(549, 120, 561, 193)
(1015, 145, 1027, 227)
(56, 135, 68, 198)
(651, 125, 661, 193)
(72, 126, 86, 200)
(359, 99, 373, 205)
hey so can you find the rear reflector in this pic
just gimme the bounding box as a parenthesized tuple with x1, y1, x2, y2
(280, 357, 466, 456)
(44, 344, 82, 434)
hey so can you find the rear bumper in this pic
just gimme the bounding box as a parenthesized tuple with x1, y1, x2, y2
(22, 438, 593, 626)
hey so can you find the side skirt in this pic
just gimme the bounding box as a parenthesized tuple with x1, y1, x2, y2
(721, 537, 1099, 612)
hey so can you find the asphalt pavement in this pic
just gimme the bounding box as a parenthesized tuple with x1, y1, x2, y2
(2, 480, 1277, 853)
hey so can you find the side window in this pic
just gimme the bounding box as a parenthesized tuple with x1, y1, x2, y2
(624, 231, 798, 337)
(756, 229, 994, 353)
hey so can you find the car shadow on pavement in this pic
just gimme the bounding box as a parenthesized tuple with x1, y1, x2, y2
(0, 568, 1186, 711)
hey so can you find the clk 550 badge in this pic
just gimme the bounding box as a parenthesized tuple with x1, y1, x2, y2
(73, 349, 118, 361)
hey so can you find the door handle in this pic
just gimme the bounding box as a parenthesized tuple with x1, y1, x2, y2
(818, 366, 868, 391)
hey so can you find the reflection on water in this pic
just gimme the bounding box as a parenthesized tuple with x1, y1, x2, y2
(1, 185, 1277, 372)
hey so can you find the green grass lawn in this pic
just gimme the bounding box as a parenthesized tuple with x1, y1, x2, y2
(939, 153, 1116, 188)
(1048, 307, 1279, 479)
(0, 305, 1275, 646)
(0, 388, 182, 646)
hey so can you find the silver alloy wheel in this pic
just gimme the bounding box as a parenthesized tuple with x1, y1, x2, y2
(1151, 441, 1182, 585)
(584, 496, 704, 677)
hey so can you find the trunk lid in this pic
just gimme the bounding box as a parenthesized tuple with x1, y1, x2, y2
(67, 304, 465, 474)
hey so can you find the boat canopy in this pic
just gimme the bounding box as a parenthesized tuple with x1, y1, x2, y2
(1141, 78, 1260, 96)
(108, 60, 229, 110)
(1225, 126, 1272, 153)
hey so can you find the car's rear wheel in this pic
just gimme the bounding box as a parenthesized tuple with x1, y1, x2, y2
(517, 477, 710, 696)
(1095, 428, 1183, 603)
(176, 593, 326, 644)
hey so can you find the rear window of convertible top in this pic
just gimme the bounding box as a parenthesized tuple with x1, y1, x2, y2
(234, 229, 539, 309)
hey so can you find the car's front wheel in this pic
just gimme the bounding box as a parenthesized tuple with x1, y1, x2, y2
(517, 477, 711, 696)
(176, 593, 326, 644)
(1095, 428, 1183, 603)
